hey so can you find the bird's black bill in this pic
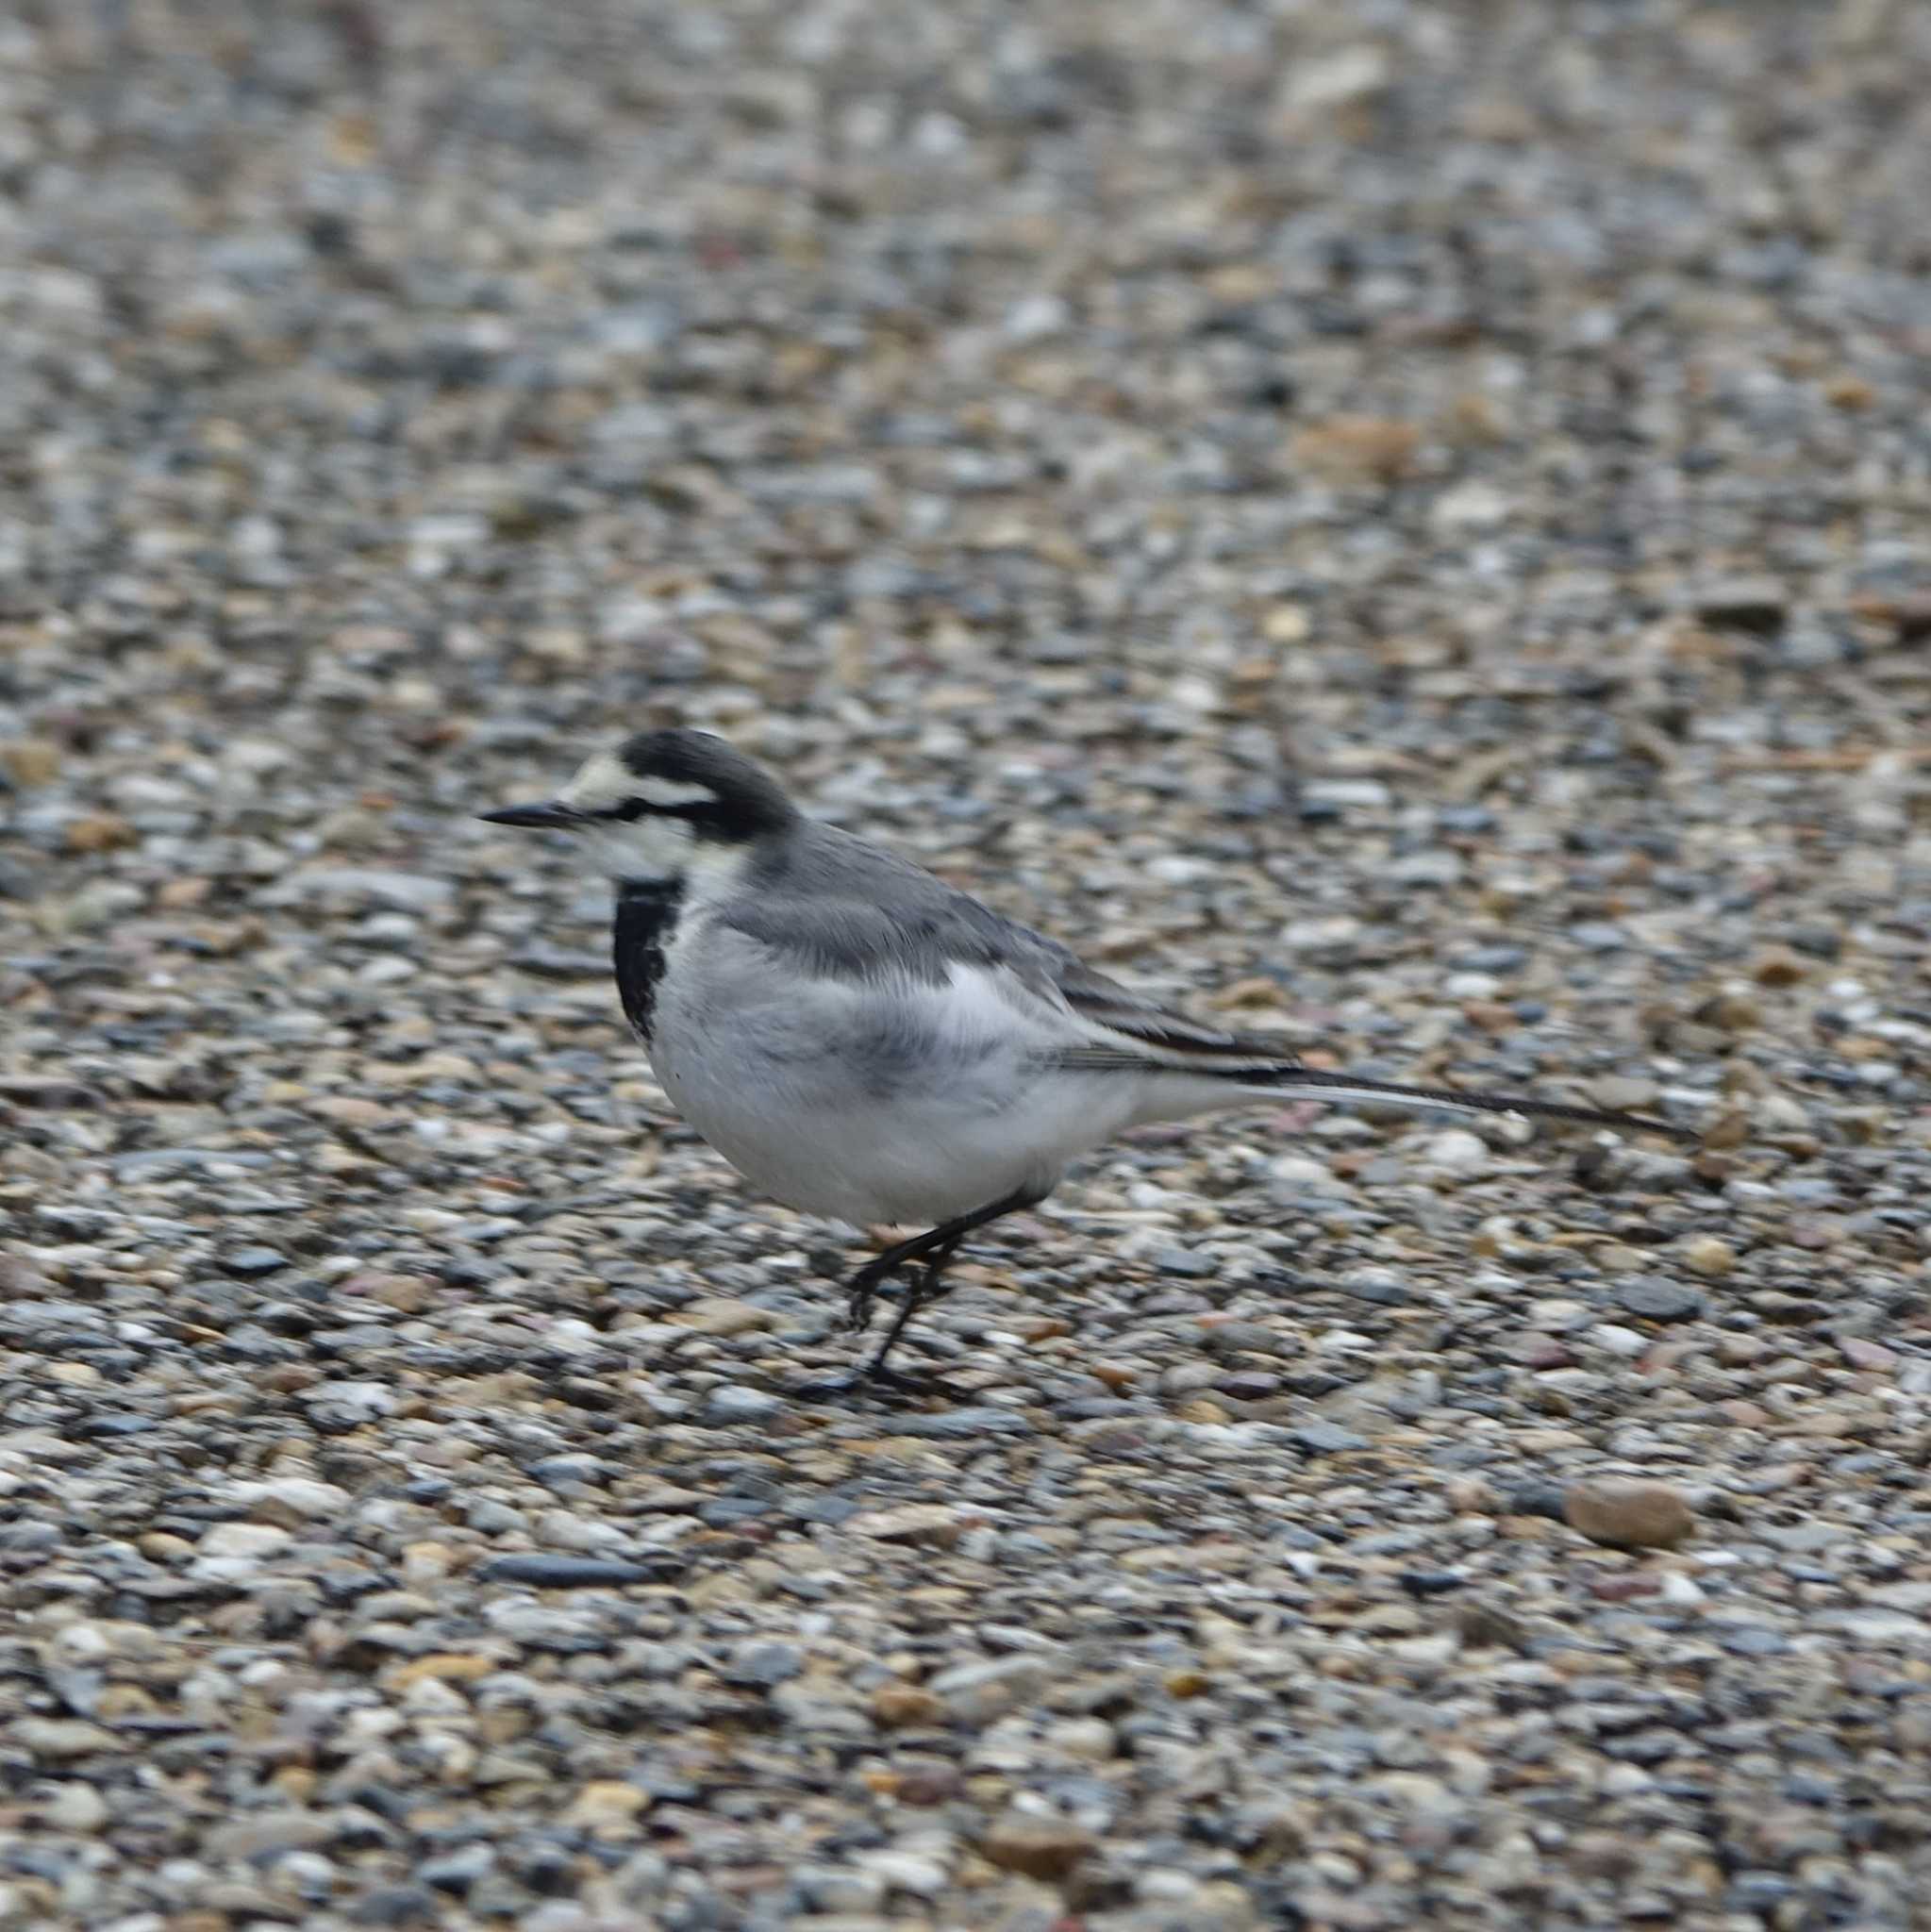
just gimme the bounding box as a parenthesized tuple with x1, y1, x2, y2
(477, 801, 582, 829)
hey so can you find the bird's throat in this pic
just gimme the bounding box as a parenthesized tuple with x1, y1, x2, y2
(611, 876, 686, 1043)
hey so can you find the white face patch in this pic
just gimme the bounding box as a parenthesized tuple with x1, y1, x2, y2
(635, 776, 719, 808)
(554, 747, 747, 890)
(582, 812, 693, 884)
(558, 750, 636, 815)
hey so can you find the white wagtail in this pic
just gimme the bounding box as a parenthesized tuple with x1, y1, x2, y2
(482, 729, 1689, 1386)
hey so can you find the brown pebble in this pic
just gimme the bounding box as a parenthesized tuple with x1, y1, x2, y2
(388, 1654, 500, 1690)
(978, 1814, 1097, 1882)
(1751, 946, 1809, 988)
(1014, 1316, 1074, 1343)
(1787, 1219, 1839, 1251)
(1464, 1001, 1517, 1035)
(1454, 1601, 1530, 1652)
(306, 1094, 398, 1128)
(1562, 1478, 1695, 1551)
(1444, 1475, 1497, 1514)
(0, 738, 61, 785)
(895, 1766, 961, 1806)
(1589, 1573, 1663, 1601)
(1681, 1236, 1736, 1278)
(871, 1682, 945, 1728)
(1840, 1337, 1898, 1373)
(1290, 414, 1420, 485)
(1694, 991, 1762, 1033)
(1176, 1398, 1229, 1424)
(64, 812, 138, 853)
(1517, 1337, 1575, 1372)
(344, 1273, 437, 1315)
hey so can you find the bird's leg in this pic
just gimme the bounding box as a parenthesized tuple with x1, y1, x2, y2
(855, 1231, 967, 1380)
(811, 1187, 1039, 1394)
(841, 1220, 972, 1335)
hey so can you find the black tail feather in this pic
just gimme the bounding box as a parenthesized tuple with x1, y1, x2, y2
(1239, 1064, 1695, 1141)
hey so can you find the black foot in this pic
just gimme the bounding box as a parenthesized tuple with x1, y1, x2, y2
(843, 1276, 886, 1334)
(792, 1360, 958, 1404)
(844, 1259, 944, 1336)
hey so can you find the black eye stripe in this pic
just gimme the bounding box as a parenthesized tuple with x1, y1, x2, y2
(592, 797, 711, 824)
(591, 796, 730, 826)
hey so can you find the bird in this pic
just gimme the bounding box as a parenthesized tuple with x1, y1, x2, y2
(480, 728, 1691, 1389)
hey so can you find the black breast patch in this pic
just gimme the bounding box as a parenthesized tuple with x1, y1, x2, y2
(611, 878, 685, 1043)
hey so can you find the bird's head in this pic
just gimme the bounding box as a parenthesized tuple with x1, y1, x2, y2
(479, 728, 797, 887)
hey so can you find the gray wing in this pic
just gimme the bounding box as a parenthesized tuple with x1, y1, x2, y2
(725, 823, 1297, 1064)
(721, 824, 1688, 1137)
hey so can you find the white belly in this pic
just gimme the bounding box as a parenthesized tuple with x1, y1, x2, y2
(652, 1043, 1142, 1227)
(641, 924, 1235, 1230)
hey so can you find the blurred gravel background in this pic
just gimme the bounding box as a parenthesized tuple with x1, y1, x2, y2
(6, 2, 1931, 1927)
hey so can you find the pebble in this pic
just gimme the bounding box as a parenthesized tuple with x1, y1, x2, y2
(1614, 1278, 1706, 1323)
(1420, 1129, 1490, 1175)
(700, 1386, 785, 1425)
(1590, 1324, 1653, 1359)
(221, 1246, 289, 1277)
(871, 1683, 946, 1728)
(474, 1555, 683, 1588)
(977, 1815, 1098, 1881)
(1562, 1480, 1697, 1551)
(847, 1504, 973, 1546)
(196, 1521, 293, 1559)
(1680, 1237, 1736, 1278)
(38, 1784, 110, 1833)
(348, 1885, 441, 1926)
(927, 1656, 1051, 1724)
(674, 1297, 774, 1337)
(560, 1783, 650, 1829)
(1293, 1423, 1367, 1456)
(1694, 575, 1789, 634)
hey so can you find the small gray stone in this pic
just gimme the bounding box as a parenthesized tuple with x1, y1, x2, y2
(475, 1554, 683, 1588)
(221, 1245, 288, 1276)
(349, 1886, 440, 1927)
(420, 1844, 494, 1893)
(891, 1407, 1034, 1440)
(1293, 1422, 1367, 1456)
(700, 1385, 784, 1425)
(1339, 1270, 1413, 1307)
(1615, 1278, 1706, 1323)
(1715, 1624, 1790, 1657)
(1203, 1322, 1292, 1357)
(1153, 1246, 1218, 1278)
(928, 1654, 1052, 1723)
(724, 1641, 805, 1689)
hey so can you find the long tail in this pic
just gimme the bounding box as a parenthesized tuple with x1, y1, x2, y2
(1233, 1063, 1694, 1141)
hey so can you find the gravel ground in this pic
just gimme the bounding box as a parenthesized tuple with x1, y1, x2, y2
(6, 2, 1931, 1927)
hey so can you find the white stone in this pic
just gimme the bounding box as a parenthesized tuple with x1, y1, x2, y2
(1590, 1324, 1651, 1358)
(196, 1522, 292, 1559)
(1421, 1128, 1490, 1174)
